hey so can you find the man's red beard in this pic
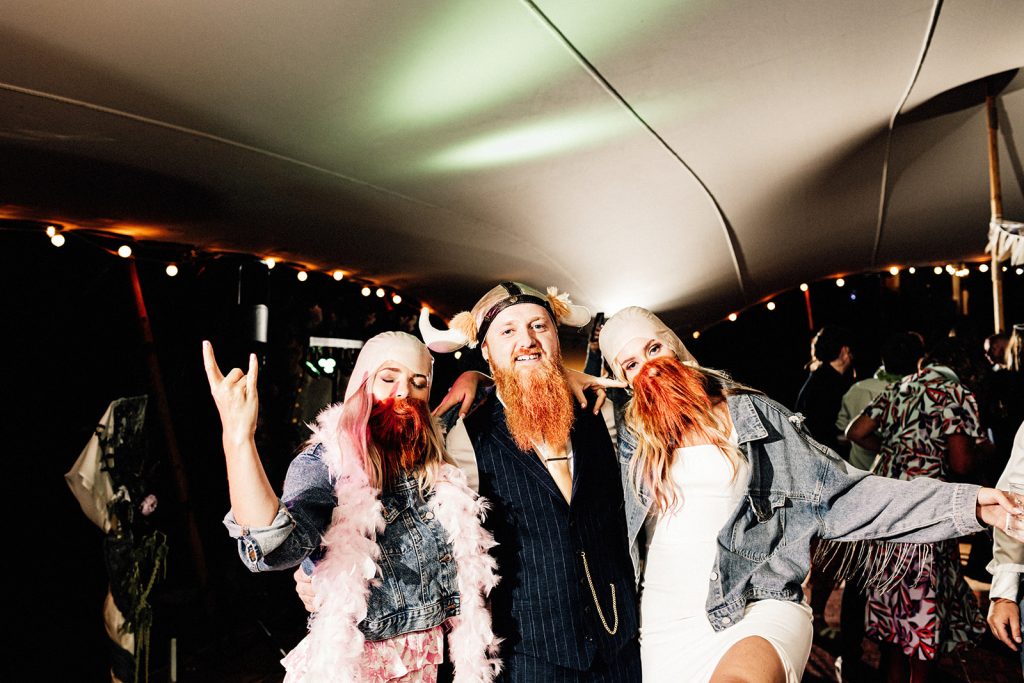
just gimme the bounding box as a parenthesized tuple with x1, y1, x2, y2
(367, 397, 431, 484)
(630, 355, 715, 449)
(492, 353, 575, 452)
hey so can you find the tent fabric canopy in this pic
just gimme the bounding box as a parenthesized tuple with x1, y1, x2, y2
(1, 0, 1022, 325)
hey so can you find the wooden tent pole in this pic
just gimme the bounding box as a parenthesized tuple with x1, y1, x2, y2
(127, 259, 210, 595)
(803, 288, 814, 332)
(987, 92, 1005, 333)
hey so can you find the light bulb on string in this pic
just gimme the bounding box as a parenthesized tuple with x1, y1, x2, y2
(392, 294, 402, 304)
(1017, 268, 1023, 276)
(296, 271, 308, 282)
(692, 331, 700, 340)
(766, 301, 776, 311)
(118, 245, 132, 258)
(728, 313, 738, 322)
(979, 263, 989, 273)
(50, 234, 66, 248)
(933, 266, 943, 275)
(333, 270, 344, 281)
(376, 288, 385, 298)
(361, 286, 371, 297)
(835, 278, 845, 287)
(165, 264, 179, 277)
(945, 264, 955, 274)
(454, 351, 463, 360)
(261, 257, 276, 269)
(908, 267, 916, 274)
(888, 266, 899, 275)
(799, 283, 808, 292)
(45, 225, 57, 238)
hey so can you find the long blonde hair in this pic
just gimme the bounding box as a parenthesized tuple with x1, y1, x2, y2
(625, 364, 754, 512)
(333, 375, 452, 494)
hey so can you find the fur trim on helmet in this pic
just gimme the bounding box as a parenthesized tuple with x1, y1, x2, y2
(545, 287, 591, 328)
(449, 312, 479, 347)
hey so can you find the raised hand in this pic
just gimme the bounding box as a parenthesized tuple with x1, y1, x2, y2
(566, 369, 627, 415)
(202, 340, 277, 526)
(203, 341, 259, 445)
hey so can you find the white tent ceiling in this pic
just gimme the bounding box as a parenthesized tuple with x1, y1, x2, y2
(2, 0, 1022, 325)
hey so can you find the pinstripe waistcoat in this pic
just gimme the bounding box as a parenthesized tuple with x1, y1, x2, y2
(462, 394, 639, 671)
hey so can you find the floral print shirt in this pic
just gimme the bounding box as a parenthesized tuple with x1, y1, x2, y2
(863, 364, 981, 482)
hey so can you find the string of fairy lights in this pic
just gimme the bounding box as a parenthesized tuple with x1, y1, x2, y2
(33, 221, 1023, 338)
(38, 222, 421, 310)
(692, 261, 1022, 340)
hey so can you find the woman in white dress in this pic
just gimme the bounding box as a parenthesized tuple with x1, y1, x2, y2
(597, 307, 1018, 683)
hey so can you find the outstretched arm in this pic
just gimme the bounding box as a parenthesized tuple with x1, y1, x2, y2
(203, 341, 278, 527)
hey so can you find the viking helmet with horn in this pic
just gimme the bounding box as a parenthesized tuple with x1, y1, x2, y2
(419, 282, 592, 353)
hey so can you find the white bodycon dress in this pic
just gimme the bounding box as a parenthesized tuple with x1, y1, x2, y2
(639, 442, 813, 683)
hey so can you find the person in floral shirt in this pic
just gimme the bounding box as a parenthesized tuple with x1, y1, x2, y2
(848, 338, 989, 682)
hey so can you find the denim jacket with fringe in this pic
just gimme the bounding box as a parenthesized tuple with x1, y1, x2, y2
(618, 392, 984, 632)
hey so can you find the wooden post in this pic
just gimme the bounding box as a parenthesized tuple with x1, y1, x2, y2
(127, 259, 210, 595)
(803, 287, 814, 332)
(987, 93, 1005, 333)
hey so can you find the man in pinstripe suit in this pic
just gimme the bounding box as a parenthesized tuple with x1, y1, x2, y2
(438, 283, 641, 682)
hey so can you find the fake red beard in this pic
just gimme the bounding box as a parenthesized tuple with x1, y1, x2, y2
(367, 397, 431, 481)
(492, 354, 575, 452)
(630, 355, 714, 449)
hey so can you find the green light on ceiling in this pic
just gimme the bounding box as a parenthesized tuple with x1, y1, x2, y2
(377, 0, 691, 131)
(378, 2, 562, 129)
(426, 107, 631, 171)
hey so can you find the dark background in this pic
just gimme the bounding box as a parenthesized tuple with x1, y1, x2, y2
(5, 220, 1023, 680)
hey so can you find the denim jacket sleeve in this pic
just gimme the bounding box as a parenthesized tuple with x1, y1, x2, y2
(816, 455, 983, 542)
(222, 443, 336, 572)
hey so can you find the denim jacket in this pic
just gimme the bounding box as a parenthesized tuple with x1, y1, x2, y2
(618, 392, 984, 631)
(223, 443, 460, 640)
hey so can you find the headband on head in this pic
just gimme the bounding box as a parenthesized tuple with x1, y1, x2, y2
(599, 306, 697, 381)
(419, 282, 591, 353)
(475, 282, 556, 343)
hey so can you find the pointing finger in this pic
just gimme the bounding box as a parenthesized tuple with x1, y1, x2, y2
(202, 341, 225, 386)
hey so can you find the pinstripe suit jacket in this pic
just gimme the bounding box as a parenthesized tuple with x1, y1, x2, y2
(457, 394, 639, 670)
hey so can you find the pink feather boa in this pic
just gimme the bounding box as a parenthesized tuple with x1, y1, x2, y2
(282, 404, 502, 682)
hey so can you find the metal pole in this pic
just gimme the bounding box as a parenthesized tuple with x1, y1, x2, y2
(987, 93, 1005, 333)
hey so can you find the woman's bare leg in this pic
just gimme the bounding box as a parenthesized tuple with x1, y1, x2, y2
(710, 636, 787, 683)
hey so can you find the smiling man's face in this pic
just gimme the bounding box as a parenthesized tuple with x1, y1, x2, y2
(481, 302, 561, 376)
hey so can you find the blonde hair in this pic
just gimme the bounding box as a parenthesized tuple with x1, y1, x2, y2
(625, 366, 753, 512)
